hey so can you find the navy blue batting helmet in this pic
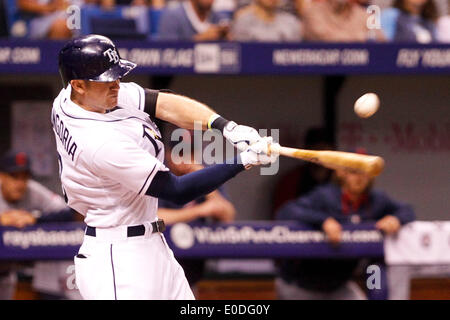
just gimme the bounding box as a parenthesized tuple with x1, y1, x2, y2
(58, 34, 136, 87)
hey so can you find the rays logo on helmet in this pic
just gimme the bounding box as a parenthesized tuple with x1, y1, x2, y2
(104, 48, 120, 64)
(58, 35, 137, 87)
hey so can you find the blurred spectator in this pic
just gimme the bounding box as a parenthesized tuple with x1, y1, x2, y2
(0, 150, 77, 299)
(83, 0, 152, 39)
(301, 0, 385, 42)
(17, 0, 72, 39)
(235, 0, 298, 13)
(272, 127, 334, 217)
(152, 0, 166, 7)
(437, 0, 450, 41)
(84, 0, 118, 9)
(293, 0, 313, 16)
(355, 0, 370, 6)
(114, 0, 165, 7)
(381, 0, 438, 42)
(231, 0, 302, 42)
(157, 142, 236, 295)
(212, 0, 236, 11)
(157, 0, 229, 40)
(275, 148, 415, 300)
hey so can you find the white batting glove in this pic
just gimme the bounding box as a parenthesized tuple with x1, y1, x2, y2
(223, 121, 263, 152)
(239, 136, 279, 169)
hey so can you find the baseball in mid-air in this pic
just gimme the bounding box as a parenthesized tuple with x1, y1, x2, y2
(354, 93, 380, 118)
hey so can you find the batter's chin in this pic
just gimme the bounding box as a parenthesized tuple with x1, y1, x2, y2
(106, 96, 118, 109)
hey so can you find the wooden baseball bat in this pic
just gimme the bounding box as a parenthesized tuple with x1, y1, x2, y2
(269, 144, 385, 177)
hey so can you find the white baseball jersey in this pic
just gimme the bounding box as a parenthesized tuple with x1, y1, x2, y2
(51, 82, 167, 228)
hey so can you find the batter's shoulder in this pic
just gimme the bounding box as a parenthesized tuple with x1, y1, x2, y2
(118, 82, 145, 111)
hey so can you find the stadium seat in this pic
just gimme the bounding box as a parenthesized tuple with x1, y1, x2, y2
(149, 8, 162, 39)
(91, 17, 146, 40)
(380, 8, 400, 41)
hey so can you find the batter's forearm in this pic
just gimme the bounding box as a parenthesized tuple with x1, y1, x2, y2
(155, 92, 216, 130)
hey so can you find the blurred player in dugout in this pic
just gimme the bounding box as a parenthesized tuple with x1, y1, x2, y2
(0, 150, 80, 299)
(275, 147, 415, 300)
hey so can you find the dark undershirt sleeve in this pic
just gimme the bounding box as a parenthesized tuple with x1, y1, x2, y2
(146, 156, 245, 205)
(144, 89, 159, 119)
(144, 88, 176, 119)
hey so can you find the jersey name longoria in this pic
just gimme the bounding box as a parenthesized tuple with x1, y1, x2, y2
(51, 111, 78, 161)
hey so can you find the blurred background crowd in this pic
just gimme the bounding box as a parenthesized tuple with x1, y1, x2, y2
(0, 0, 449, 42)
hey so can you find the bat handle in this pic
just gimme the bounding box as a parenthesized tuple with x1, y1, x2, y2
(267, 142, 281, 156)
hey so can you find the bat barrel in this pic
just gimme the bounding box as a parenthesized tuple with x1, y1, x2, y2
(316, 151, 385, 177)
(364, 156, 385, 177)
(269, 144, 385, 177)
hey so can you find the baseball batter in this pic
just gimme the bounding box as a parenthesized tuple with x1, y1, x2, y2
(51, 35, 277, 300)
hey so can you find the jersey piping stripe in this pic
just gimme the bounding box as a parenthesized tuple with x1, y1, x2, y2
(129, 82, 143, 111)
(138, 163, 158, 195)
(110, 244, 117, 300)
(138, 86, 142, 111)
